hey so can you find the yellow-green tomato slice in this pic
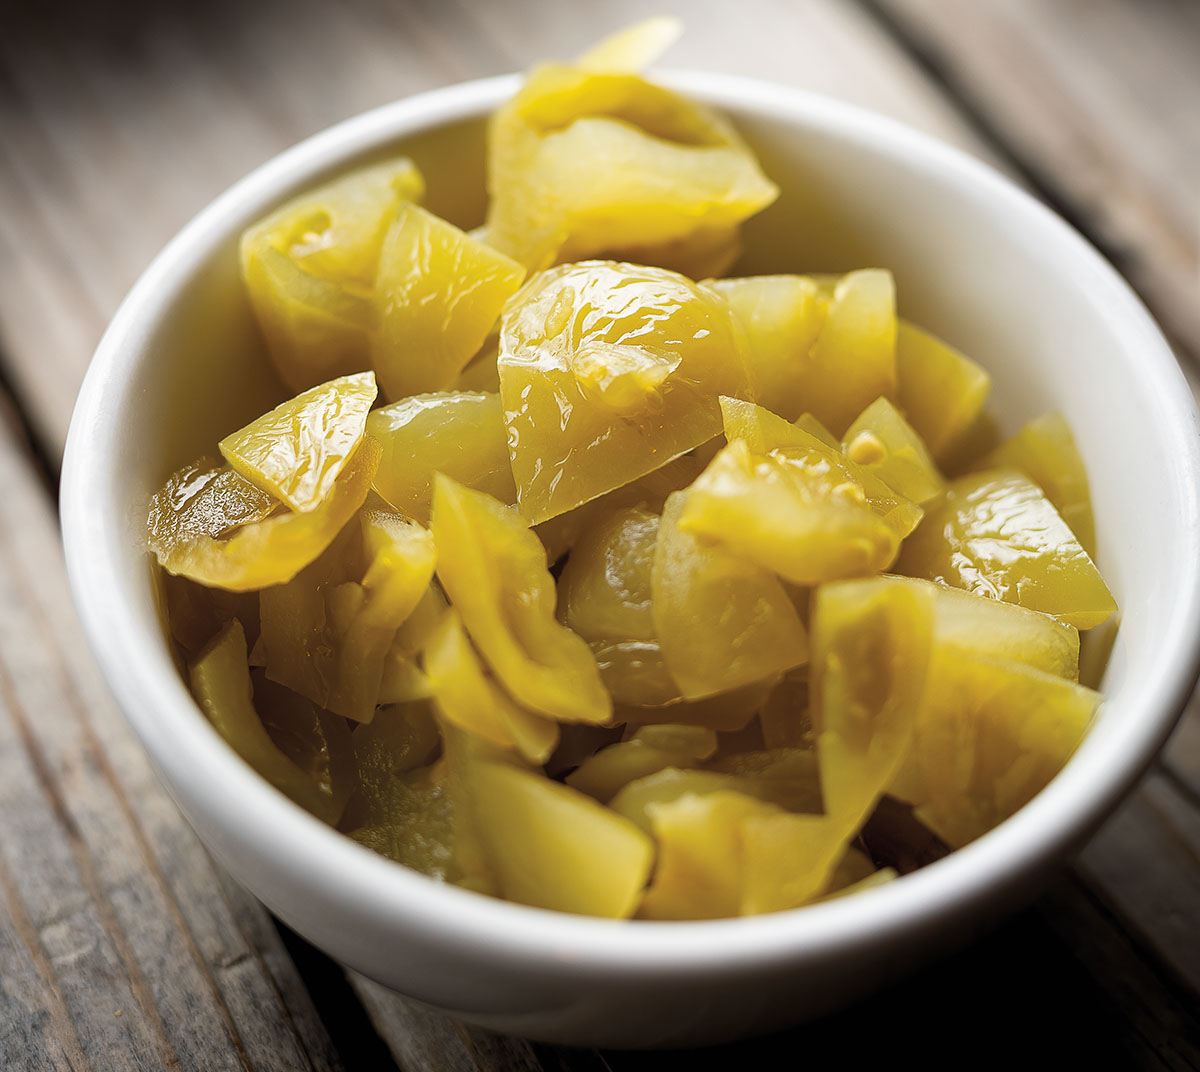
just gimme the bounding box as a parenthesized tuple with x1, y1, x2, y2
(367, 391, 516, 525)
(430, 474, 611, 723)
(151, 437, 380, 592)
(219, 372, 377, 512)
(468, 760, 654, 918)
(896, 468, 1116, 629)
(189, 620, 342, 823)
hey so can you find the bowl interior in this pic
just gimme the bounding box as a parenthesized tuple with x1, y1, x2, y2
(63, 73, 1200, 1017)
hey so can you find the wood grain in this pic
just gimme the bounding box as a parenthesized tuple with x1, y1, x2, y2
(0, 396, 342, 1070)
(0, 1, 1198, 1068)
(867, 0, 1200, 365)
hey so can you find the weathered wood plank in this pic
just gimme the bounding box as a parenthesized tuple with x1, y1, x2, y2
(0, 395, 343, 1070)
(865, 0, 1200, 367)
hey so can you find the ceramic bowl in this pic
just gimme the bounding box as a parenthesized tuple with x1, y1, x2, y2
(60, 72, 1200, 1047)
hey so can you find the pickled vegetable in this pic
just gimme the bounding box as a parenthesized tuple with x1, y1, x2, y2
(241, 158, 425, 392)
(652, 491, 808, 699)
(894, 321, 990, 464)
(843, 396, 945, 505)
(424, 609, 559, 764)
(150, 436, 380, 592)
(679, 438, 901, 585)
(189, 620, 345, 823)
(896, 469, 1116, 629)
(486, 43, 777, 271)
(705, 274, 824, 420)
(372, 203, 525, 400)
(981, 412, 1095, 555)
(367, 391, 516, 524)
(499, 260, 755, 524)
(466, 760, 654, 917)
(219, 372, 377, 512)
(891, 649, 1101, 848)
(259, 503, 436, 721)
(430, 475, 610, 723)
(720, 398, 923, 538)
(802, 269, 897, 436)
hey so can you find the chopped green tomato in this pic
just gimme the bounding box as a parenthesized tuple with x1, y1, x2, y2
(640, 790, 781, 919)
(721, 398, 923, 538)
(372, 204, 526, 400)
(894, 321, 990, 464)
(149, 437, 380, 592)
(345, 766, 456, 879)
(468, 760, 654, 917)
(610, 756, 822, 836)
(368, 391, 516, 526)
(891, 649, 1101, 848)
(842, 396, 946, 505)
(679, 438, 901, 585)
(243, 157, 425, 285)
(616, 676, 777, 734)
(652, 491, 808, 700)
(148, 458, 278, 552)
(980, 412, 1095, 555)
(559, 507, 659, 643)
(241, 242, 374, 392)
(704, 275, 825, 419)
(219, 372, 377, 512)
(253, 672, 356, 824)
(801, 270, 897, 436)
(423, 609, 559, 765)
(189, 620, 342, 822)
(731, 575, 935, 913)
(896, 469, 1117, 629)
(882, 575, 1080, 679)
(260, 504, 436, 721)
(240, 158, 425, 392)
(499, 260, 756, 524)
(486, 62, 777, 271)
(430, 475, 611, 723)
(567, 725, 718, 802)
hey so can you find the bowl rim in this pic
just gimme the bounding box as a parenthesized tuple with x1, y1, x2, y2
(61, 70, 1200, 978)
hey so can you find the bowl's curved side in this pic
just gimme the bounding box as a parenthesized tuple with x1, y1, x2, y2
(61, 72, 1200, 1046)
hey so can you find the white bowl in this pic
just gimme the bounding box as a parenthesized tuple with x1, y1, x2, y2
(61, 72, 1200, 1048)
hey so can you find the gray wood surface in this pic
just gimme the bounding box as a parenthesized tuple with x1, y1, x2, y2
(1, 0, 1198, 1067)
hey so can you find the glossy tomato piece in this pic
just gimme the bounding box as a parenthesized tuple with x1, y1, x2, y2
(367, 391, 516, 524)
(499, 261, 755, 524)
(896, 469, 1116, 629)
(652, 491, 808, 700)
(430, 475, 610, 723)
(842, 396, 946, 505)
(372, 203, 525, 400)
(219, 372, 377, 512)
(486, 61, 776, 271)
(980, 412, 1095, 555)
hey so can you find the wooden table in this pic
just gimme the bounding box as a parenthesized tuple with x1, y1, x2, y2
(2, 1, 1199, 1067)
